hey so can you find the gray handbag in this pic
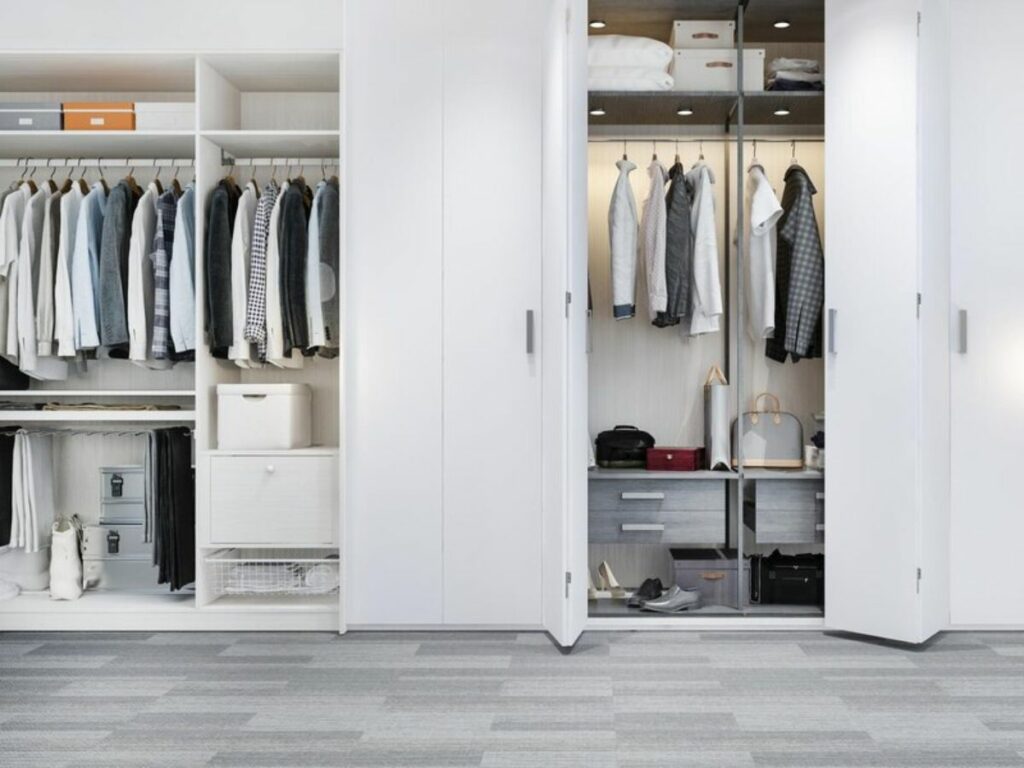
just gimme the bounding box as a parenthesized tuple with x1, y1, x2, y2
(703, 365, 731, 470)
(732, 393, 803, 469)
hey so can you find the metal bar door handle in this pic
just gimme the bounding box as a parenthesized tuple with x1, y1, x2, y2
(526, 310, 535, 354)
(958, 309, 968, 354)
(621, 523, 666, 532)
(621, 491, 665, 501)
(828, 308, 837, 355)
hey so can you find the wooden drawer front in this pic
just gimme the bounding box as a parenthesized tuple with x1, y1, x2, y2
(589, 507, 726, 544)
(209, 456, 337, 545)
(589, 480, 725, 511)
(755, 481, 824, 511)
(751, 507, 824, 544)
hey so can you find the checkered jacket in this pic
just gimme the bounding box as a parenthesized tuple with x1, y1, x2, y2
(243, 180, 279, 362)
(767, 165, 824, 362)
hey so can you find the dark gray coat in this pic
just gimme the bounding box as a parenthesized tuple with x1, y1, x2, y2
(98, 180, 139, 348)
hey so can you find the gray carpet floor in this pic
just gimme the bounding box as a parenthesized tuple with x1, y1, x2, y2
(2, 630, 1024, 767)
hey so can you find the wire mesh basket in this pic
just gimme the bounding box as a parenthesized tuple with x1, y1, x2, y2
(205, 548, 340, 597)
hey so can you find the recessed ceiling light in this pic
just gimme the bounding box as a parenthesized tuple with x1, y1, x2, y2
(774, 20, 791, 29)
(773, 108, 792, 117)
(589, 20, 607, 29)
(676, 108, 694, 117)
(589, 108, 607, 117)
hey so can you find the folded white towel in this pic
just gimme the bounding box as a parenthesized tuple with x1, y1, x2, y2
(589, 66, 674, 92)
(589, 35, 673, 69)
(770, 70, 824, 84)
(769, 57, 820, 75)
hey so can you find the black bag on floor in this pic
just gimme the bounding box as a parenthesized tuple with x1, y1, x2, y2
(595, 425, 655, 469)
(750, 550, 824, 606)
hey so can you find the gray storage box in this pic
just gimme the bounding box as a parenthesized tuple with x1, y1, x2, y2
(0, 102, 62, 130)
(100, 465, 145, 524)
(83, 523, 151, 560)
(671, 548, 750, 609)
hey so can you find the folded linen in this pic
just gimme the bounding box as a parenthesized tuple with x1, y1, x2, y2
(589, 35, 673, 69)
(589, 66, 674, 92)
(769, 57, 820, 75)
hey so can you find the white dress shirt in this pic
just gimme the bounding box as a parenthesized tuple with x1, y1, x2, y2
(127, 182, 161, 365)
(54, 183, 84, 358)
(685, 163, 723, 336)
(229, 181, 258, 367)
(746, 165, 783, 341)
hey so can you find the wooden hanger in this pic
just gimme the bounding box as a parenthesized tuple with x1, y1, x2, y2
(171, 165, 182, 196)
(152, 165, 164, 195)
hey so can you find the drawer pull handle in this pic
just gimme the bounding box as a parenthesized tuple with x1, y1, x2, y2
(621, 492, 665, 500)
(815, 523, 826, 532)
(265, 465, 276, 474)
(621, 523, 665, 532)
(701, 571, 726, 581)
(815, 492, 825, 501)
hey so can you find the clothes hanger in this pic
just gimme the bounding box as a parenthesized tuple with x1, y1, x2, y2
(60, 162, 75, 194)
(171, 165, 182, 196)
(789, 140, 800, 168)
(152, 163, 164, 195)
(77, 159, 89, 193)
(45, 160, 59, 193)
(97, 161, 109, 195)
(748, 139, 764, 173)
(26, 164, 38, 194)
(673, 140, 681, 166)
(651, 141, 658, 163)
(621, 140, 628, 162)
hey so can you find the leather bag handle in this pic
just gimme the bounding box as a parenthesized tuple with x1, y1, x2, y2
(704, 365, 728, 387)
(750, 392, 783, 426)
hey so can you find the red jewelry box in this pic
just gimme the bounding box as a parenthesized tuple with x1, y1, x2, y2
(646, 447, 705, 471)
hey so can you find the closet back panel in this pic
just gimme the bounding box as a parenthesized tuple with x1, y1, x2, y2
(440, 0, 545, 626)
(587, 140, 729, 447)
(344, 0, 446, 625)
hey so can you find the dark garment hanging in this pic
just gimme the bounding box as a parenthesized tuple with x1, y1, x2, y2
(316, 178, 340, 356)
(0, 429, 17, 547)
(766, 164, 824, 363)
(153, 426, 194, 591)
(655, 162, 694, 328)
(279, 178, 311, 353)
(98, 180, 141, 349)
(205, 179, 240, 359)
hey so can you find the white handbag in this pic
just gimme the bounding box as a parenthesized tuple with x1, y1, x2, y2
(703, 365, 732, 470)
(49, 516, 83, 601)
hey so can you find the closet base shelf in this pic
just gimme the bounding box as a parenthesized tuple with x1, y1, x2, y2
(0, 410, 196, 423)
(202, 594, 338, 612)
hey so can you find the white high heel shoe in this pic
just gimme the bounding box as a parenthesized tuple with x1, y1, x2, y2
(588, 571, 598, 601)
(597, 560, 626, 599)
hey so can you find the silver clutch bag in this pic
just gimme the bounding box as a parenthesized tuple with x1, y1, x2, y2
(732, 393, 803, 469)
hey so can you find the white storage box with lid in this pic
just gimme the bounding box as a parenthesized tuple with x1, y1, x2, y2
(671, 20, 736, 49)
(135, 102, 194, 130)
(217, 383, 312, 450)
(670, 48, 765, 92)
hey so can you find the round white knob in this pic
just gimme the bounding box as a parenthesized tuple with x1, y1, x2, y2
(266, 465, 276, 474)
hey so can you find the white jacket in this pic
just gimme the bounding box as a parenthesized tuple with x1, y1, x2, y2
(686, 164, 723, 336)
(641, 160, 668, 321)
(265, 182, 302, 369)
(608, 158, 638, 320)
(229, 181, 258, 367)
(54, 183, 84, 358)
(127, 183, 159, 364)
(0, 185, 31, 361)
(746, 166, 783, 341)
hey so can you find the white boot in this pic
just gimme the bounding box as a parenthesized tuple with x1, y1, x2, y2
(49, 517, 83, 601)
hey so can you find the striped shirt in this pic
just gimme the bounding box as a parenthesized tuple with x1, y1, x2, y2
(150, 189, 179, 359)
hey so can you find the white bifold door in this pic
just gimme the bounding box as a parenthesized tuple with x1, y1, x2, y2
(949, 0, 1024, 626)
(346, 0, 573, 630)
(823, 0, 950, 644)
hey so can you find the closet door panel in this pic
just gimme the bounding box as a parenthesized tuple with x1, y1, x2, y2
(823, 0, 923, 643)
(345, 0, 445, 625)
(441, 0, 545, 625)
(949, 0, 1024, 626)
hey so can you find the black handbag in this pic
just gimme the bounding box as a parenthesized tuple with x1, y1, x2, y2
(595, 425, 655, 469)
(750, 549, 824, 606)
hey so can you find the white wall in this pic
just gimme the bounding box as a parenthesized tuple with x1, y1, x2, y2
(0, 1, 342, 50)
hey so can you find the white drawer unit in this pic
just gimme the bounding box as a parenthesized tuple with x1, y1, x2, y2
(209, 453, 337, 545)
(670, 48, 765, 92)
(670, 20, 736, 49)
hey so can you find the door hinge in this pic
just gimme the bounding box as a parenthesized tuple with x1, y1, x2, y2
(916, 567, 922, 593)
(916, 292, 922, 318)
(565, 291, 572, 318)
(565, 571, 572, 599)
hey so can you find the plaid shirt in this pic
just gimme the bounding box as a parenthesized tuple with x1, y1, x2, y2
(150, 189, 179, 360)
(767, 165, 824, 362)
(244, 180, 279, 362)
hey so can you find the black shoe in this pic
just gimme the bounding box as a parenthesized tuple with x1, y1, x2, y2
(627, 578, 665, 607)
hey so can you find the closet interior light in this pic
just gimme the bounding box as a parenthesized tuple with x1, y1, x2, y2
(589, 20, 607, 29)
(774, 108, 792, 116)
(590, 108, 607, 116)
(676, 107, 694, 116)
(774, 20, 791, 29)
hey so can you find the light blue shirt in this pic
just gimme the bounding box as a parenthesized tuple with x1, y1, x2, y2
(71, 182, 107, 350)
(169, 183, 195, 353)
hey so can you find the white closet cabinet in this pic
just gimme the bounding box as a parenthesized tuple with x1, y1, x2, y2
(345, 0, 551, 627)
(949, 0, 1024, 626)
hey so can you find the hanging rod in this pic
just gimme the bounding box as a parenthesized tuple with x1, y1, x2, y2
(587, 138, 825, 144)
(0, 158, 193, 168)
(220, 151, 339, 167)
(0, 426, 193, 438)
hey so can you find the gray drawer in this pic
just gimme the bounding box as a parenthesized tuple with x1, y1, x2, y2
(0, 102, 62, 130)
(590, 506, 726, 544)
(589, 479, 726, 511)
(755, 480, 824, 511)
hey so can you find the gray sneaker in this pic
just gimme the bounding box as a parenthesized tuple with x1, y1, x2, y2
(640, 585, 700, 613)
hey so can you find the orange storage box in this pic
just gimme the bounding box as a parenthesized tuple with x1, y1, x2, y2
(63, 102, 135, 131)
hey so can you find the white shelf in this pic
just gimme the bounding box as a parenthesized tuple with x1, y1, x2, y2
(589, 468, 737, 480)
(0, 590, 194, 613)
(0, 52, 196, 91)
(0, 130, 195, 159)
(200, 53, 340, 92)
(744, 468, 824, 480)
(203, 594, 338, 612)
(0, 390, 195, 398)
(0, 409, 196, 423)
(203, 130, 339, 158)
(203, 447, 338, 457)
